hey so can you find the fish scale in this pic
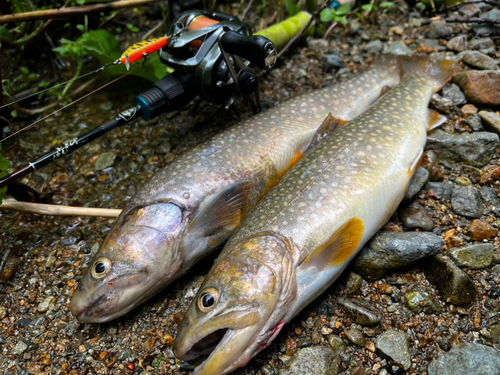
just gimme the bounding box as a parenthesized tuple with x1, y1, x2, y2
(70, 61, 401, 323)
(173, 59, 460, 375)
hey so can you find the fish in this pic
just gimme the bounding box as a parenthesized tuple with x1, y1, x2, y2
(69, 56, 403, 323)
(172, 57, 459, 375)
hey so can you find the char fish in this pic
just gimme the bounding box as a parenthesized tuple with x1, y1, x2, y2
(173, 58, 459, 375)
(70, 57, 402, 322)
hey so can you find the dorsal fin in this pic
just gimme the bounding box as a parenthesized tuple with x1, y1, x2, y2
(188, 181, 252, 237)
(301, 217, 364, 271)
(304, 112, 348, 154)
(428, 109, 447, 131)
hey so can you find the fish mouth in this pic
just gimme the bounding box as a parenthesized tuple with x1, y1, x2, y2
(174, 310, 261, 375)
(179, 328, 230, 361)
(70, 271, 148, 322)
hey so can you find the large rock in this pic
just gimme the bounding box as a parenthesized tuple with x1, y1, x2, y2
(278, 346, 340, 375)
(428, 343, 500, 375)
(468, 38, 494, 51)
(445, 243, 494, 269)
(337, 297, 381, 326)
(462, 51, 499, 70)
(426, 129, 499, 167)
(375, 330, 411, 370)
(352, 231, 442, 280)
(451, 185, 484, 218)
(479, 111, 500, 134)
(453, 70, 500, 106)
(425, 255, 478, 305)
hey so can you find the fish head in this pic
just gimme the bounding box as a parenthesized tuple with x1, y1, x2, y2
(70, 202, 185, 322)
(174, 235, 293, 375)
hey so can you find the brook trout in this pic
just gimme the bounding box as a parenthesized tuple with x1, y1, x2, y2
(173, 58, 459, 375)
(70, 57, 402, 323)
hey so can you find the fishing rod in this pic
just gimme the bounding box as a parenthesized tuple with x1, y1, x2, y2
(0, 9, 279, 190)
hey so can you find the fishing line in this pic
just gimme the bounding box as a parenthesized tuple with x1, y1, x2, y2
(0, 62, 117, 110)
(0, 54, 161, 144)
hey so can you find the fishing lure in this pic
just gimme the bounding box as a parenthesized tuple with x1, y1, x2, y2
(115, 36, 169, 70)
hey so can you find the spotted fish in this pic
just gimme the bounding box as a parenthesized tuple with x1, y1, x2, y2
(173, 58, 459, 375)
(70, 57, 402, 323)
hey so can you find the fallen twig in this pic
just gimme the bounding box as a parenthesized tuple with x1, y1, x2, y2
(277, 1, 329, 59)
(0, 0, 159, 24)
(241, 0, 255, 21)
(421, 16, 500, 25)
(0, 199, 122, 217)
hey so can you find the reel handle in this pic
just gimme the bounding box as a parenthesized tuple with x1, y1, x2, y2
(220, 31, 277, 70)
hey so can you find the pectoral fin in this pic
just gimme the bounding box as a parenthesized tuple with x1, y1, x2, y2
(301, 217, 364, 271)
(305, 112, 348, 154)
(428, 109, 447, 131)
(188, 181, 252, 237)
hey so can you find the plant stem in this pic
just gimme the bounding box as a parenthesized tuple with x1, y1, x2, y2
(61, 60, 83, 98)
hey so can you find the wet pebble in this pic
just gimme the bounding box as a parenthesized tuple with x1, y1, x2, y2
(469, 38, 495, 51)
(442, 83, 467, 106)
(322, 54, 345, 72)
(428, 343, 500, 375)
(468, 219, 498, 240)
(337, 297, 381, 326)
(17, 318, 31, 328)
(37, 296, 56, 313)
(95, 152, 116, 171)
(462, 51, 499, 70)
(307, 39, 329, 54)
(405, 288, 441, 313)
(353, 231, 442, 280)
(399, 202, 435, 231)
(343, 327, 365, 347)
(11, 340, 28, 355)
(374, 330, 411, 370)
(467, 113, 484, 132)
(404, 167, 429, 201)
(459, 3, 481, 17)
(383, 41, 413, 56)
(0, 306, 6, 319)
(453, 70, 500, 106)
(430, 93, 454, 113)
(278, 346, 340, 375)
(451, 185, 484, 218)
(425, 255, 478, 305)
(346, 271, 363, 294)
(364, 40, 383, 53)
(426, 130, 499, 168)
(425, 21, 452, 38)
(447, 35, 468, 52)
(445, 243, 494, 269)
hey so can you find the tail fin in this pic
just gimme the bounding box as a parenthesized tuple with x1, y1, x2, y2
(398, 56, 461, 92)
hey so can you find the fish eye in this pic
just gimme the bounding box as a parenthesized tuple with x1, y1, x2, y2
(198, 288, 219, 312)
(91, 257, 112, 279)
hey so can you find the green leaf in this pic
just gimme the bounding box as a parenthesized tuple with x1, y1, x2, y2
(20, 66, 30, 75)
(320, 8, 336, 22)
(10, 110, 17, 118)
(76, 24, 85, 32)
(77, 0, 86, 4)
(0, 144, 10, 205)
(361, 3, 375, 11)
(335, 3, 352, 15)
(285, 0, 301, 16)
(0, 26, 13, 41)
(380, 2, 394, 7)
